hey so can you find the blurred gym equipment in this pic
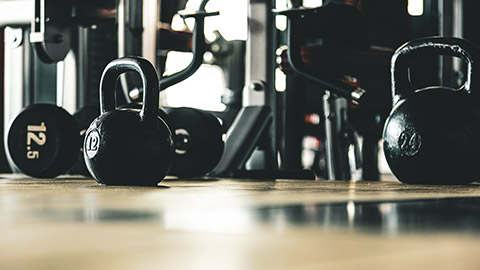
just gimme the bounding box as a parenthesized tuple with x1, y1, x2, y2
(276, 3, 392, 181)
(1, 1, 480, 269)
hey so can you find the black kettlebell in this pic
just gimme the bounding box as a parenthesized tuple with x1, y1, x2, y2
(383, 37, 480, 184)
(114, 8, 224, 179)
(83, 57, 174, 186)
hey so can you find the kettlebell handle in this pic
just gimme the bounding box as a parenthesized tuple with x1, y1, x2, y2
(392, 37, 480, 104)
(100, 57, 160, 125)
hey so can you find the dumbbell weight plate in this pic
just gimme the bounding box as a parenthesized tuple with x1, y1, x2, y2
(167, 108, 224, 177)
(68, 106, 100, 176)
(30, 0, 73, 63)
(6, 104, 80, 178)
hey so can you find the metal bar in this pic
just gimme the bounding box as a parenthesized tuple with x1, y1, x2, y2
(56, 51, 77, 114)
(142, 0, 160, 69)
(243, 0, 277, 171)
(282, 75, 304, 170)
(117, 0, 143, 101)
(3, 27, 26, 131)
(323, 91, 350, 180)
(211, 106, 273, 176)
(77, 27, 89, 108)
(439, 0, 463, 87)
(281, 9, 366, 103)
(243, 0, 275, 108)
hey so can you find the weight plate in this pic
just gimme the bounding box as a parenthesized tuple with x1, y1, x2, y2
(31, 26, 71, 64)
(167, 108, 224, 177)
(6, 104, 80, 178)
(30, 0, 73, 63)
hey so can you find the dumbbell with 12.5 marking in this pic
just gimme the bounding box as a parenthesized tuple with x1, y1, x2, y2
(6, 104, 99, 178)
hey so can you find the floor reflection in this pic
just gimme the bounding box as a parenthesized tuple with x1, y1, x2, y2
(3, 196, 480, 235)
(255, 198, 480, 234)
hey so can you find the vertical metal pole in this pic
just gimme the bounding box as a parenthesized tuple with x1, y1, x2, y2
(56, 51, 77, 114)
(323, 91, 350, 180)
(0, 28, 4, 169)
(244, 0, 275, 108)
(282, 76, 305, 170)
(452, 0, 463, 84)
(77, 27, 89, 108)
(3, 27, 27, 131)
(439, 0, 464, 38)
(439, 0, 463, 87)
(4, 27, 30, 173)
(323, 92, 335, 179)
(1, 1, 35, 131)
(118, 0, 161, 101)
(244, 0, 277, 170)
(142, 0, 160, 69)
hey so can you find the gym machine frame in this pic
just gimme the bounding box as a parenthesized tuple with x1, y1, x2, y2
(211, 0, 314, 179)
(274, 6, 370, 181)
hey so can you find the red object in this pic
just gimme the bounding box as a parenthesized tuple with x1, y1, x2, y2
(304, 113, 321, 125)
(280, 45, 393, 75)
(158, 26, 193, 52)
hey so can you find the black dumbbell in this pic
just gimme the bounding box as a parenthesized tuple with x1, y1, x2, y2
(83, 57, 174, 186)
(167, 107, 224, 177)
(5, 104, 99, 178)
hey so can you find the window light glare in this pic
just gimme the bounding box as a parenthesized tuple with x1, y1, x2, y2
(408, 0, 424, 16)
(303, 0, 323, 8)
(275, 16, 287, 31)
(275, 68, 286, 92)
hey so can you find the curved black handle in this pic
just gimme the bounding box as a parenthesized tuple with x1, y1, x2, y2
(392, 37, 480, 104)
(100, 57, 160, 125)
(273, 7, 367, 103)
(159, 10, 219, 90)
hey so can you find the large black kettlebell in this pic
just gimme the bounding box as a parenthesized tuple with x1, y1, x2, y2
(383, 37, 480, 184)
(83, 57, 174, 186)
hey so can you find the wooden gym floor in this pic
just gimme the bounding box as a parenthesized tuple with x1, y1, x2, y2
(1, 174, 480, 270)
